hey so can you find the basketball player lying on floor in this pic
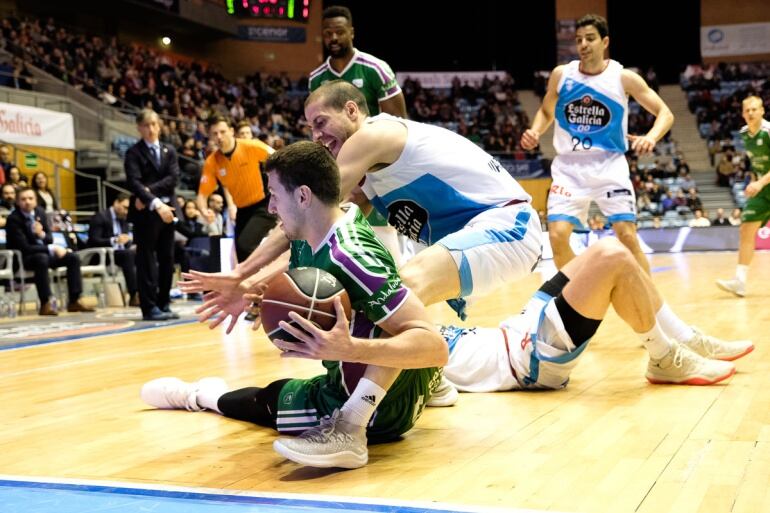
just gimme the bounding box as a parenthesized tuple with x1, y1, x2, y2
(141, 239, 752, 467)
(441, 237, 753, 392)
(144, 141, 447, 471)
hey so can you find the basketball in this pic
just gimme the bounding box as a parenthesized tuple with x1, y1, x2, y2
(260, 267, 352, 342)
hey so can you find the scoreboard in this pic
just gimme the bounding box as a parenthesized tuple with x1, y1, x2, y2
(226, 0, 310, 21)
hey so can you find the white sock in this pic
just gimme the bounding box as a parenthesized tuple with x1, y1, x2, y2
(736, 264, 748, 283)
(196, 385, 225, 414)
(640, 320, 673, 359)
(656, 302, 695, 342)
(340, 378, 387, 428)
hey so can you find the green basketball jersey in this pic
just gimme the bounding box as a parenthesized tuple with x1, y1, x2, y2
(741, 119, 770, 177)
(280, 205, 439, 441)
(309, 49, 401, 116)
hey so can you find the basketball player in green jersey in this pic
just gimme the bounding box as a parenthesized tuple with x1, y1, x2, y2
(142, 142, 445, 469)
(717, 95, 770, 297)
(310, 5, 408, 260)
(309, 5, 407, 118)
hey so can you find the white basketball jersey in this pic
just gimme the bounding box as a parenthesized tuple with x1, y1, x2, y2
(553, 60, 628, 155)
(360, 114, 531, 246)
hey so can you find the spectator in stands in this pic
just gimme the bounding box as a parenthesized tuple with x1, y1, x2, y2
(660, 191, 676, 213)
(711, 208, 730, 226)
(31, 172, 58, 213)
(6, 166, 26, 188)
(88, 193, 140, 307)
(0, 145, 12, 178)
(6, 188, 94, 315)
(689, 209, 711, 228)
(235, 121, 254, 140)
(674, 189, 689, 208)
(0, 183, 15, 211)
(175, 199, 207, 276)
(687, 188, 703, 212)
(0, 183, 13, 227)
(652, 216, 662, 229)
(203, 193, 225, 236)
(679, 172, 696, 192)
(717, 153, 736, 187)
(0, 58, 13, 88)
(676, 158, 690, 176)
(729, 208, 742, 226)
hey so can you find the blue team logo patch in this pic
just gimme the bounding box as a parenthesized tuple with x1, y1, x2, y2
(563, 95, 612, 134)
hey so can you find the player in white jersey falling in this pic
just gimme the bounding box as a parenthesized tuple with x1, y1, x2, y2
(521, 13, 673, 274)
(440, 238, 752, 392)
(185, 79, 543, 325)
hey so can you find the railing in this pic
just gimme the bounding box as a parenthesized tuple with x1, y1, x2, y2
(1, 140, 130, 214)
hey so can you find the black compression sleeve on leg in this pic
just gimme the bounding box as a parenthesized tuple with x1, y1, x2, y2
(538, 271, 570, 298)
(217, 378, 291, 429)
(554, 295, 602, 347)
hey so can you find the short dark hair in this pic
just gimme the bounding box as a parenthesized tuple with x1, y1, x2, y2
(17, 186, 34, 197)
(265, 141, 340, 206)
(136, 108, 159, 125)
(305, 79, 370, 116)
(235, 120, 252, 131)
(114, 192, 130, 203)
(322, 5, 352, 24)
(576, 14, 609, 39)
(208, 115, 233, 129)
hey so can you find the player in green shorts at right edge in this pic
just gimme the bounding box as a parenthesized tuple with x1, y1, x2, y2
(717, 96, 770, 297)
(141, 141, 446, 469)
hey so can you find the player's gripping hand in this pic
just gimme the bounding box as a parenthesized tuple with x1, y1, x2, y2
(628, 134, 656, 155)
(520, 128, 541, 151)
(272, 297, 354, 361)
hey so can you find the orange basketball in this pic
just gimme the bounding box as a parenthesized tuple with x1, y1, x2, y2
(261, 267, 351, 342)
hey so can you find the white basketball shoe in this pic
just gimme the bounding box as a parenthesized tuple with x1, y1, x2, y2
(646, 342, 735, 385)
(716, 278, 746, 297)
(140, 377, 228, 411)
(682, 327, 754, 361)
(273, 409, 368, 469)
(426, 375, 459, 407)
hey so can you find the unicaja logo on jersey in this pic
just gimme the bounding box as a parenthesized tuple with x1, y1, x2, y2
(564, 95, 611, 132)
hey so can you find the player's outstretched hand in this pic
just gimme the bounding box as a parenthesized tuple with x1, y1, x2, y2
(628, 134, 656, 155)
(180, 270, 241, 295)
(273, 297, 353, 360)
(195, 288, 248, 334)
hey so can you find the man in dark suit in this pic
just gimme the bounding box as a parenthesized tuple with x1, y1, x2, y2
(88, 193, 140, 307)
(124, 109, 179, 321)
(6, 188, 94, 315)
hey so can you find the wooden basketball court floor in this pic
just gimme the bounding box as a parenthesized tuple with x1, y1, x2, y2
(2, 251, 769, 513)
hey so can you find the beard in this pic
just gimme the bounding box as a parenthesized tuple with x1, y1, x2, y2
(326, 42, 352, 59)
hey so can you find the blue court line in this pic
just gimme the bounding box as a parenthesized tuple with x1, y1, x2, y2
(650, 265, 676, 273)
(0, 318, 196, 352)
(0, 477, 536, 513)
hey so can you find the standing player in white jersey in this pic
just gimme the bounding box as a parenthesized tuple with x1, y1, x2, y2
(440, 238, 752, 394)
(521, 13, 673, 275)
(520, 14, 744, 362)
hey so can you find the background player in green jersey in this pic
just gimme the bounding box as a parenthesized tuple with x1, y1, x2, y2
(717, 96, 770, 297)
(310, 5, 409, 262)
(143, 142, 445, 470)
(310, 5, 407, 118)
